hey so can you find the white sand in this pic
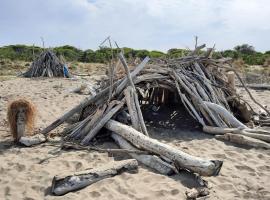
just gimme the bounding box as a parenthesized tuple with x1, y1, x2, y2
(0, 77, 270, 200)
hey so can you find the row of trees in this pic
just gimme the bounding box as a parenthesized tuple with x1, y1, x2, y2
(0, 44, 269, 65)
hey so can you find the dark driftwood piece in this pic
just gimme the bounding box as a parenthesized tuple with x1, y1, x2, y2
(105, 120, 223, 176)
(51, 159, 138, 195)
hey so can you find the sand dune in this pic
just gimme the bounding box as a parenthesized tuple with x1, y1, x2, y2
(0, 77, 270, 200)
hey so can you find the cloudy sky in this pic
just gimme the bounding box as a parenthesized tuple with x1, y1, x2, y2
(0, 0, 269, 52)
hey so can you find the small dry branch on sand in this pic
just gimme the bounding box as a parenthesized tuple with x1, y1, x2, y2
(40, 41, 270, 196)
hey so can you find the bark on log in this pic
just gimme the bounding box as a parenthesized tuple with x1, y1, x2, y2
(105, 120, 223, 176)
(19, 134, 46, 147)
(111, 133, 175, 175)
(215, 133, 270, 149)
(51, 159, 138, 195)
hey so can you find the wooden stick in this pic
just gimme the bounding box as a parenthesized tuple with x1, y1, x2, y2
(119, 52, 149, 136)
(215, 133, 270, 149)
(203, 101, 247, 128)
(81, 101, 125, 145)
(62, 142, 149, 154)
(203, 126, 270, 142)
(124, 87, 141, 131)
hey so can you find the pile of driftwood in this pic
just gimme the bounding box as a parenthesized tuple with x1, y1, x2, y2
(23, 49, 67, 77)
(37, 44, 270, 197)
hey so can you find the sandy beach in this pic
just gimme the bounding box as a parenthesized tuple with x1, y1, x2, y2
(0, 77, 270, 200)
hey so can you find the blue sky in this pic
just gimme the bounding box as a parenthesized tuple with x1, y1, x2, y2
(0, 0, 270, 52)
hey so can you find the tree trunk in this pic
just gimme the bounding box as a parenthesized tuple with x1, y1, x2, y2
(105, 120, 223, 176)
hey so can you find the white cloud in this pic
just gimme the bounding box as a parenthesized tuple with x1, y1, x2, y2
(0, 0, 269, 51)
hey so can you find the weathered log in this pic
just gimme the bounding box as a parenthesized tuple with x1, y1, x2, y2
(203, 126, 270, 142)
(105, 120, 223, 176)
(111, 133, 175, 175)
(236, 84, 270, 90)
(215, 133, 270, 149)
(19, 134, 46, 147)
(62, 142, 148, 154)
(51, 159, 138, 195)
(204, 101, 247, 128)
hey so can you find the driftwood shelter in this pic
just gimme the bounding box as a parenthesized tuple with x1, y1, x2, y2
(23, 49, 69, 78)
(34, 43, 270, 196)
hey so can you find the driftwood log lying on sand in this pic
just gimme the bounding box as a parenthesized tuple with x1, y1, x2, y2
(106, 120, 222, 176)
(203, 126, 270, 148)
(51, 159, 138, 195)
(215, 133, 270, 149)
(111, 133, 176, 175)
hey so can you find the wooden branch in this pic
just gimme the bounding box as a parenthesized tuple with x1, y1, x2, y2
(62, 142, 149, 154)
(105, 120, 223, 176)
(111, 133, 176, 175)
(81, 101, 124, 145)
(51, 159, 138, 195)
(124, 86, 141, 131)
(115, 56, 150, 95)
(236, 84, 270, 90)
(119, 52, 149, 136)
(215, 133, 270, 149)
(203, 126, 270, 142)
(223, 63, 270, 116)
(203, 101, 247, 128)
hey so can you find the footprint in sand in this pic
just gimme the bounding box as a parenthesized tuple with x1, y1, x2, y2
(14, 163, 26, 172)
(171, 189, 180, 195)
(89, 191, 101, 197)
(257, 165, 270, 171)
(235, 165, 255, 172)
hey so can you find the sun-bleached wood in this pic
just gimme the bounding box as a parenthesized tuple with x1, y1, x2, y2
(111, 133, 175, 175)
(51, 159, 138, 195)
(105, 120, 222, 176)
